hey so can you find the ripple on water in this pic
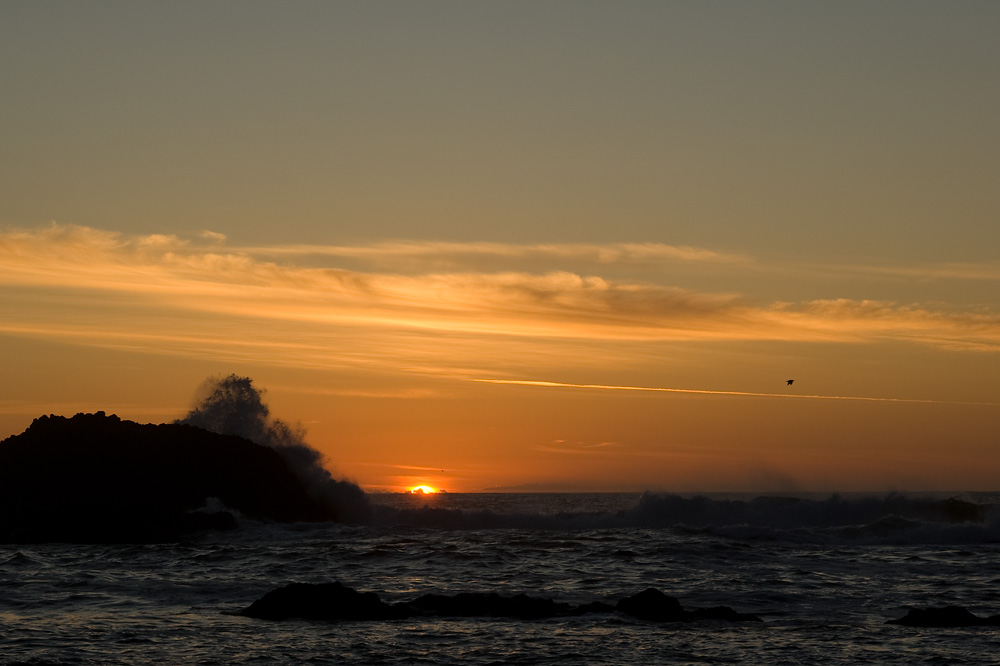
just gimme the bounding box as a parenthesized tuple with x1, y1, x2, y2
(5, 498, 1000, 665)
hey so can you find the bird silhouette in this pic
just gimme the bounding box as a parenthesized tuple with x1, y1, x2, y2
(786, 379, 795, 385)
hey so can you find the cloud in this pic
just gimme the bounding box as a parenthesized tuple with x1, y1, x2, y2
(844, 262, 1000, 282)
(1, 224, 999, 381)
(266, 385, 453, 399)
(473, 379, 1000, 407)
(784, 299, 1000, 351)
(231, 240, 750, 268)
(532, 440, 627, 455)
(199, 230, 228, 243)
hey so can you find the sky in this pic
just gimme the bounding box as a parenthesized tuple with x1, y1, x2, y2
(2, 1, 999, 492)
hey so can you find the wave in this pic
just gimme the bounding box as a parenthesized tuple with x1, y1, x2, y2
(369, 493, 1000, 545)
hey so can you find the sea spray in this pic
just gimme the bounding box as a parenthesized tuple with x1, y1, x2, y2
(177, 374, 370, 523)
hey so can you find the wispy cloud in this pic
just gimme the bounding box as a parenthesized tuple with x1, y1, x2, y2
(265, 385, 452, 400)
(843, 262, 1000, 282)
(232, 240, 750, 267)
(2, 224, 999, 380)
(532, 440, 627, 455)
(474, 379, 1000, 407)
(199, 230, 228, 243)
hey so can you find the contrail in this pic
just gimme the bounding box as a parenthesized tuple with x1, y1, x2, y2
(472, 378, 1000, 407)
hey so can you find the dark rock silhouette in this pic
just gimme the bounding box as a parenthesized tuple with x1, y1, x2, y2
(0, 412, 339, 543)
(239, 582, 762, 624)
(939, 497, 986, 523)
(626, 491, 989, 532)
(615, 588, 687, 622)
(571, 601, 617, 616)
(241, 582, 407, 621)
(887, 605, 1000, 628)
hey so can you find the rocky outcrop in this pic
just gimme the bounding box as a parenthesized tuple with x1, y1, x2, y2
(239, 582, 763, 624)
(0, 412, 338, 543)
(614, 588, 762, 623)
(241, 582, 407, 621)
(887, 606, 1000, 627)
(615, 588, 687, 621)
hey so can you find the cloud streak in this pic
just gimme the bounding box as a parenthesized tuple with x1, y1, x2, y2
(2, 224, 999, 381)
(843, 262, 1000, 282)
(532, 440, 627, 455)
(232, 240, 750, 267)
(472, 379, 1000, 407)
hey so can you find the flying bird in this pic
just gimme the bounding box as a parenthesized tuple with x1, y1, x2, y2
(786, 379, 795, 385)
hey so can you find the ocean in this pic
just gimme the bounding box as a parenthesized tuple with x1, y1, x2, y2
(3, 491, 1000, 665)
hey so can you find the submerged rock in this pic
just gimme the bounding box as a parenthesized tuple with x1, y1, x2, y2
(939, 497, 987, 524)
(241, 582, 407, 621)
(571, 601, 617, 616)
(616, 588, 687, 622)
(240, 582, 762, 624)
(887, 605, 1000, 628)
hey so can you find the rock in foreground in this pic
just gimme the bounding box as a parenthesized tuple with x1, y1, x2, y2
(887, 606, 1000, 627)
(239, 582, 762, 624)
(241, 582, 408, 621)
(615, 587, 687, 621)
(0, 412, 337, 543)
(614, 588, 762, 623)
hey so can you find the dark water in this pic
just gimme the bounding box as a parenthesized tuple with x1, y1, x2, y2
(3, 492, 1000, 664)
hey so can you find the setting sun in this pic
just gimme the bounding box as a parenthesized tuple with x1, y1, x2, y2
(2, 2, 1000, 663)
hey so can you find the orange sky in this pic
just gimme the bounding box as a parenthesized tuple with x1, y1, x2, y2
(2, 3, 999, 492)
(1, 225, 997, 492)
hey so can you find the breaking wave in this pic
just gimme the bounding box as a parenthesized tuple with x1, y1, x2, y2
(177, 374, 370, 523)
(371, 492, 1000, 545)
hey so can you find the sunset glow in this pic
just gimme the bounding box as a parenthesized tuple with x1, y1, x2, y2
(2, 3, 999, 493)
(410, 486, 438, 495)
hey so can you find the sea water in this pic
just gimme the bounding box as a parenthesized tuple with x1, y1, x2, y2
(3, 492, 1000, 665)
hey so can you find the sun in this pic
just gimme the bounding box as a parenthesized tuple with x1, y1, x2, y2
(409, 485, 437, 494)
